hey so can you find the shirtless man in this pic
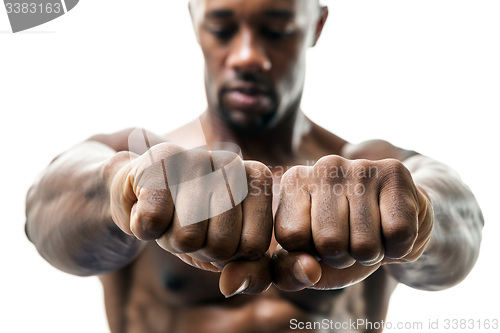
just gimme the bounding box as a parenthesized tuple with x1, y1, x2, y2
(25, 0, 484, 332)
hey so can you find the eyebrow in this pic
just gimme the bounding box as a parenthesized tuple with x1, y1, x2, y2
(263, 9, 295, 19)
(205, 9, 234, 19)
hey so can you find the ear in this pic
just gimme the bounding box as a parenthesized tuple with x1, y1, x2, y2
(312, 6, 329, 47)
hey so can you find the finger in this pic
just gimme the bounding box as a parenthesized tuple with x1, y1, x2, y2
(348, 189, 384, 266)
(195, 203, 242, 262)
(110, 161, 137, 235)
(313, 260, 381, 290)
(172, 253, 222, 272)
(130, 187, 174, 241)
(190, 150, 244, 262)
(219, 253, 272, 297)
(272, 248, 381, 291)
(271, 245, 321, 292)
(379, 161, 419, 259)
(275, 166, 313, 252)
(311, 193, 355, 269)
(236, 161, 273, 260)
(383, 189, 433, 264)
(155, 209, 209, 255)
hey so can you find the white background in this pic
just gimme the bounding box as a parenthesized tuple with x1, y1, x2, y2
(1, 0, 499, 332)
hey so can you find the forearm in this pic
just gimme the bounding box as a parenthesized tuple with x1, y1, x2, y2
(385, 154, 484, 290)
(25, 141, 144, 276)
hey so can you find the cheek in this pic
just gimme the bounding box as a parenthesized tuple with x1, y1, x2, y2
(201, 42, 229, 98)
(203, 50, 222, 73)
(271, 45, 306, 92)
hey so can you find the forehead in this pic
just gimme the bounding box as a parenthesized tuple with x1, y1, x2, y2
(192, 0, 316, 22)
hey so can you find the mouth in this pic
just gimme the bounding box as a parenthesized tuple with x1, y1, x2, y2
(222, 83, 274, 112)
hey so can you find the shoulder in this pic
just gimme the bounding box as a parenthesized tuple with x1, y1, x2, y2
(340, 139, 418, 162)
(87, 128, 165, 154)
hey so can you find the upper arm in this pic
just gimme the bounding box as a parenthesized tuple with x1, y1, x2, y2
(340, 139, 418, 162)
(87, 128, 165, 154)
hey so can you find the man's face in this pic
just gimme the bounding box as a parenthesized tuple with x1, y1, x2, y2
(190, 0, 326, 130)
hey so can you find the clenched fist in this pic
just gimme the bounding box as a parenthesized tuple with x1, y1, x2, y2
(273, 155, 433, 291)
(109, 143, 274, 296)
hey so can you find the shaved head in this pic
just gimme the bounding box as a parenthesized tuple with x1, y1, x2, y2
(189, 0, 322, 22)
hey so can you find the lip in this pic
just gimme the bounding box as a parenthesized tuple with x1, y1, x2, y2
(225, 82, 271, 95)
(225, 90, 269, 109)
(223, 82, 273, 111)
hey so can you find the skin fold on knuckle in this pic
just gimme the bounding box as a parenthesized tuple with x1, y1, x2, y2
(378, 159, 415, 194)
(203, 235, 238, 262)
(131, 211, 166, 241)
(170, 228, 206, 254)
(382, 221, 417, 259)
(314, 234, 347, 260)
(349, 237, 383, 265)
(382, 196, 418, 253)
(281, 165, 309, 185)
(275, 224, 310, 252)
(313, 155, 346, 175)
(246, 161, 273, 197)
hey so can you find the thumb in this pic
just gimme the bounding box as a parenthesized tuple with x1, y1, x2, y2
(219, 253, 272, 298)
(272, 245, 381, 291)
(271, 245, 322, 292)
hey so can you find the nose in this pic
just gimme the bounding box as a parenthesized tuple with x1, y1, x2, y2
(226, 28, 272, 73)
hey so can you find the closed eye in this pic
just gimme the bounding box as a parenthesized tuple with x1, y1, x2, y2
(261, 27, 295, 40)
(211, 28, 236, 40)
(203, 23, 237, 40)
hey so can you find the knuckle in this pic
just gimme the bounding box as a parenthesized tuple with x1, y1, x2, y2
(286, 165, 310, 179)
(315, 155, 345, 169)
(245, 161, 273, 194)
(280, 166, 309, 191)
(281, 166, 300, 182)
(349, 238, 383, 263)
(203, 241, 235, 261)
(380, 159, 411, 183)
(152, 142, 186, 158)
(133, 212, 165, 240)
(276, 226, 310, 251)
(389, 197, 419, 228)
(384, 223, 417, 249)
(351, 160, 374, 183)
(135, 163, 168, 190)
(212, 150, 241, 169)
(314, 234, 348, 258)
(171, 229, 205, 253)
(245, 161, 271, 180)
(314, 155, 346, 179)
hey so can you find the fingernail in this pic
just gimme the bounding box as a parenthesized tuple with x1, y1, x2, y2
(224, 277, 250, 298)
(293, 259, 313, 285)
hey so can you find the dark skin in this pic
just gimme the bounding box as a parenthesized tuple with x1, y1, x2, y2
(25, 0, 484, 332)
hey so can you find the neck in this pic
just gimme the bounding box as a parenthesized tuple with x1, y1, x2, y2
(200, 109, 311, 165)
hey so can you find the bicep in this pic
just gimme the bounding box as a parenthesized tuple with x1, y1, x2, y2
(341, 139, 417, 161)
(87, 128, 165, 154)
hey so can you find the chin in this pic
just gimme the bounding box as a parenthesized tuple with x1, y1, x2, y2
(221, 108, 278, 132)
